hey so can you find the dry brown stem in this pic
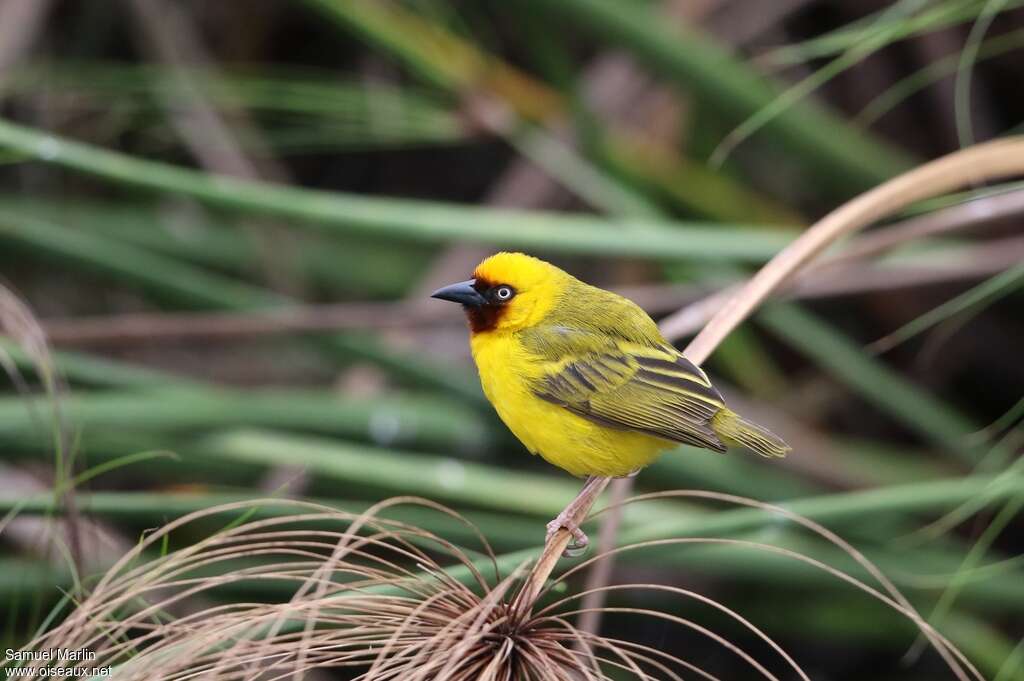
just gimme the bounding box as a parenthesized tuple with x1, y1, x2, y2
(35, 242, 1021, 348)
(12, 492, 988, 680)
(517, 136, 1024, 637)
(665, 139, 1024, 345)
(0, 284, 83, 570)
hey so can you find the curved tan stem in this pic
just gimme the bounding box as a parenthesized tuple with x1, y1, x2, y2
(660, 186, 1024, 341)
(513, 476, 609, 617)
(683, 136, 1024, 365)
(515, 136, 1024, 621)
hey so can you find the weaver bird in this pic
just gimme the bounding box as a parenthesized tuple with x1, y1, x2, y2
(432, 252, 789, 548)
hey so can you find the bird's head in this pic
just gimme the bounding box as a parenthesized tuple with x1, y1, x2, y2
(431, 252, 566, 333)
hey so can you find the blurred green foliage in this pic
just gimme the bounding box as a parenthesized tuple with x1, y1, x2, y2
(0, 1, 1022, 679)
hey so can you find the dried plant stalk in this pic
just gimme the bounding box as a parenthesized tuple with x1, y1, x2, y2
(661, 185, 1024, 339)
(680, 137, 1024, 356)
(5, 491, 990, 680)
(527, 135, 1024, 644)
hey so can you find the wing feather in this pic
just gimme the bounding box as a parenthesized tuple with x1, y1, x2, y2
(529, 331, 727, 452)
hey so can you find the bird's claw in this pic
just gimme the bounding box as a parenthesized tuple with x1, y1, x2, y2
(546, 515, 589, 557)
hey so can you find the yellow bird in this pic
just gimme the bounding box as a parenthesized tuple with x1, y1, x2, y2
(432, 252, 789, 546)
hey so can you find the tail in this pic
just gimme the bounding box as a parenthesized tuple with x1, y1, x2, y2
(711, 408, 790, 458)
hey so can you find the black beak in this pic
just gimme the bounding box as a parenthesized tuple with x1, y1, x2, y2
(430, 279, 486, 307)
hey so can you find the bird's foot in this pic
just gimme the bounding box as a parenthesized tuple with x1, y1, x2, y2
(546, 512, 589, 557)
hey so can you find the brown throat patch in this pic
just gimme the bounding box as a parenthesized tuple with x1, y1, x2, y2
(466, 275, 507, 334)
(466, 305, 506, 334)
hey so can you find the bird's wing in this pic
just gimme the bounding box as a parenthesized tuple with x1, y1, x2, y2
(528, 334, 727, 451)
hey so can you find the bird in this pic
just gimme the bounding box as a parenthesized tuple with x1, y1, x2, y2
(431, 252, 790, 549)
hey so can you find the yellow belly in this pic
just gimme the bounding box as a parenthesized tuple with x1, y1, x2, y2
(471, 331, 672, 478)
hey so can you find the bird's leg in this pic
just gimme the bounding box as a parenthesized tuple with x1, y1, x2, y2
(546, 475, 608, 555)
(546, 511, 588, 551)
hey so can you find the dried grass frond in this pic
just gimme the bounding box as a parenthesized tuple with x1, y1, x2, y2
(4, 493, 985, 681)
(570, 490, 983, 681)
(0, 281, 85, 572)
(0, 283, 71, 470)
(0, 281, 55, 393)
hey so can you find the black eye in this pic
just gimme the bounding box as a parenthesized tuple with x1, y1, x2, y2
(494, 285, 514, 301)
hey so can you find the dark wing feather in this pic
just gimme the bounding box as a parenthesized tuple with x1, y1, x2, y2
(530, 336, 727, 451)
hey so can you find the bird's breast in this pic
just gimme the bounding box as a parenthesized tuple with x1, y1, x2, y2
(470, 331, 542, 413)
(471, 331, 562, 458)
(469, 331, 669, 477)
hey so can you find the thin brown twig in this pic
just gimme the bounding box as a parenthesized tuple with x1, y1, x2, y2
(786, 234, 1024, 297)
(824, 187, 1024, 267)
(574, 477, 631, 637)
(39, 301, 448, 345)
(512, 476, 610, 619)
(659, 186, 1024, 339)
(36, 229, 1024, 348)
(662, 183, 1024, 341)
(682, 137, 1024, 362)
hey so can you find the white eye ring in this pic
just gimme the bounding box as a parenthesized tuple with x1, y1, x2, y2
(495, 286, 513, 301)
